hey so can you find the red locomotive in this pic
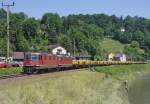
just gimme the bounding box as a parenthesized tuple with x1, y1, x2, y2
(23, 52, 74, 73)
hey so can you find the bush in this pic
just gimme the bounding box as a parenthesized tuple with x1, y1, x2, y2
(0, 67, 23, 76)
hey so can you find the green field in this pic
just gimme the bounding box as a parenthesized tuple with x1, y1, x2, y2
(0, 64, 149, 104)
(101, 38, 125, 53)
(96, 64, 150, 76)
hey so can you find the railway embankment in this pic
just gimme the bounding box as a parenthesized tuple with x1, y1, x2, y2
(0, 64, 149, 104)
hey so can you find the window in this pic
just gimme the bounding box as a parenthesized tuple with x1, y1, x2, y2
(31, 54, 39, 61)
(25, 54, 30, 60)
(56, 49, 62, 55)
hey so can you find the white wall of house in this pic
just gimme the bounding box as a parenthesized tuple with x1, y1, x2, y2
(120, 54, 127, 62)
(52, 46, 67, 55)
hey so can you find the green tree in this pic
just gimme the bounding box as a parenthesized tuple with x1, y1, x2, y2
(133, 30, 145, 45)
(41, 13, 63, 44)
(131, 41, 140, 48)
(124, 42, 144, 61)
(22, 18, 40, 40)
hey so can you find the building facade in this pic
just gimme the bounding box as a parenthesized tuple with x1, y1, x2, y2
(48, 44, 67, 55)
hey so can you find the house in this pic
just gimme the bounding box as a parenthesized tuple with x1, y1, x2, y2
(48, 44, 67, 55)
(108, 53, 115, 61)
(75, 55, 91, 60)
(101, 51, 115, 61)
(101, 50, 109, 61)
(114, 54, 127, 62)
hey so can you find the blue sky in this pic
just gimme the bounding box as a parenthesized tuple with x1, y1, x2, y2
(0, 0, 150, 19)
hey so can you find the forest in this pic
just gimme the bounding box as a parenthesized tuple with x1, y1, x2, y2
(0, 8, 150, 60)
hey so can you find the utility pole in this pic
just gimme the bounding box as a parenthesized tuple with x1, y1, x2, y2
(2, 2, 15, 63)
(73, 38, 76, 57)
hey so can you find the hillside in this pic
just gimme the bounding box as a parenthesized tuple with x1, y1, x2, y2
(101, 38, 125, 53)
(0, 9, 149, 60)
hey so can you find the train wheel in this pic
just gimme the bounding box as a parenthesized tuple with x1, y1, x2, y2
(28, 68, 33, 74)
(33, 69, 39, 74)
(25, 67, 34, 74)
(57, 67, 61, 71)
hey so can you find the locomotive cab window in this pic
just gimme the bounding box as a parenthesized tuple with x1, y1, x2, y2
(31, 54, 39, 61)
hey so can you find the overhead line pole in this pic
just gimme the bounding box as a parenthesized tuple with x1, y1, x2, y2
(73, 38, 76, 57)
(2, 2, 15, 63)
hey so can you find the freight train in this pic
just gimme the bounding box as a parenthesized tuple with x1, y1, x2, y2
(23, 52, 146, 74)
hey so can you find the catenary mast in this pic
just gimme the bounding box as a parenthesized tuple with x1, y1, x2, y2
(2, 2, 15, 63)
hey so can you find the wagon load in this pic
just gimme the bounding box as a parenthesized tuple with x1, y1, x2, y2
(13, 52, 24, 61)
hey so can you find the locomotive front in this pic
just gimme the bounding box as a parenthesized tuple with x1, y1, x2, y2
(23, 52, 41, 73)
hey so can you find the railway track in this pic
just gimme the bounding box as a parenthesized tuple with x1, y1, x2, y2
(0, 73, 29, 80)
(0, 67, 86, 80)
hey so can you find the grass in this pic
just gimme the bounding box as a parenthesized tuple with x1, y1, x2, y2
(0, 67, 23, 76)
(0, 70, 105, 104)
(96, 64, 150, 76)
(101, 38, 125, 53)
(0, 64, 149, 104)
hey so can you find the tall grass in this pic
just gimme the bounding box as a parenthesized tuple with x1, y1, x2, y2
(0, 70, 105, 104)
(0, 64, 149, 104)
